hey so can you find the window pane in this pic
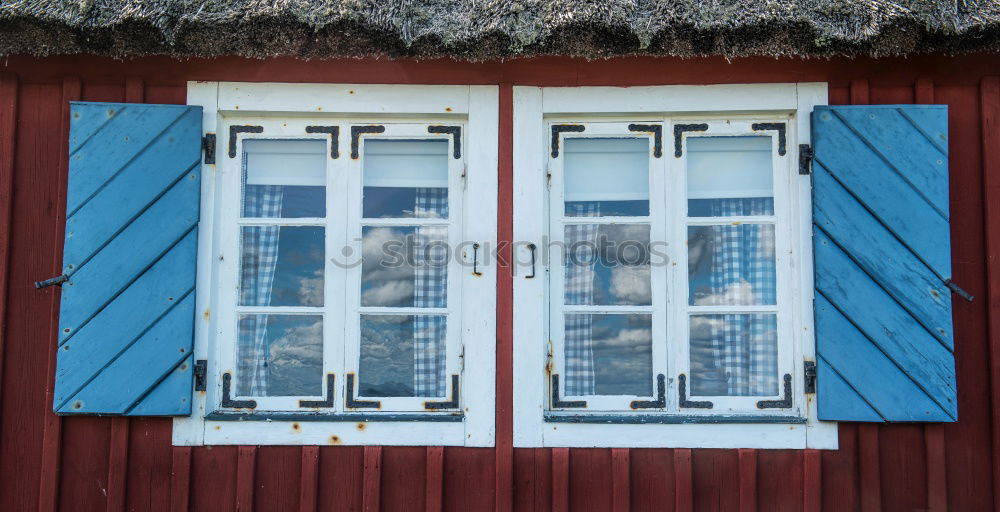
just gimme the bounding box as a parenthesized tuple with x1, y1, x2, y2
(689, 314, 778, 396)
(687, 136, 774, 217)
(363, 139, 449, 219)
(360, 314, 447, 397)
(236, 314, 323, 397)
(563, 313, 652, 396)
(687, 224, 775, 306)
(242, 139, 326, 218)
(564, 138, 649, 217)
(240, 226, 324, 307)
(361, 226, 448, 308)
(564, 224, 650, 306)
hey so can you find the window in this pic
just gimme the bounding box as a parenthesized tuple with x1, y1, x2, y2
(512, 84, 838, 448)
(174, 83, 498, 446)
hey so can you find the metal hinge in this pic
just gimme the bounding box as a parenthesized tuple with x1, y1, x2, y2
(193, 359, 207, 391)
(34, 274, 69, 289)
(202, 134, 216, 164)
(804, 361, 817, 394)
(799, 144, 814, 175)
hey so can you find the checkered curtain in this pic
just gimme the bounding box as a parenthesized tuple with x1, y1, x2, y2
(707, 198, 777, 396)
(563, 203, 601, 396)
(413, 187, 449, 397)
(236, 184, 283, 396)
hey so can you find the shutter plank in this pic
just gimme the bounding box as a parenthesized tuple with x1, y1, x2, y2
(54, 102, 201, 416)
(815, 357, 883, 422)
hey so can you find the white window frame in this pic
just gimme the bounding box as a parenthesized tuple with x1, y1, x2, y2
(512, 83, 839, 449)
(174, 82, 498, 446)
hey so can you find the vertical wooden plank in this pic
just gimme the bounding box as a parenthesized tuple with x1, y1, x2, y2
(850, 79, 870, 105)
(858, 426, 882, 512)
(362, 446, 382, 512)
(981, 74, 1000, 512)
(803, 449, 822, 512)
(737, 449, 756, 512)
(495, 82, 514, 512)
(0, 72, 16, 445)
(425, 446, 444, 512)
(611, 448, 630, 512)
(236, 446, 257, 512)
(551, 448, 570, 512)
(105, 419, 129, 512)
(170, 447, 191, 512)
(298, 446, 319, 512)
(673, 449, 693, 512)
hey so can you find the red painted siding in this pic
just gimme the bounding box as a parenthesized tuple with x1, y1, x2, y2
(0, 54, 998, 511)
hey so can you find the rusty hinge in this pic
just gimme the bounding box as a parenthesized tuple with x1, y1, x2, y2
(202, 134, 216, 164)
(804, 361, 817, 394)
(193, 359, 207, 391)
(799, 144, 814, 175)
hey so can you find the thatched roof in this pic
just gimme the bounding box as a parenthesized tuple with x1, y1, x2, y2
(2, 1, 1000, 60)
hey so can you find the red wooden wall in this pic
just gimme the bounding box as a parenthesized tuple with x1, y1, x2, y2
(0, 54, 998, 512)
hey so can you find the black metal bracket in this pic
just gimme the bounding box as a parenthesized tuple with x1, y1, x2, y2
(630, 374, 666, 409)
(350, 125, 386, 159)
(757, 374, 794, 409)
(945, 279, 975, 302)
(673, 123, 709, 157)
(428, 125, 462, 159)
(299, 373, 336, 408)
(424, 374, 461, 410)
(472, 243, 482, 276)
(628, 124, 663, 158)
(798, 143, 814, 175)
(221, 372, 257, 409)
(35, 274, 68, 289)
(344, 373, 380, 409)
(305, 126, 340, 159)
(228, 125, 263, 158)
(526, 243, 537, 279)
(202, 133, 216, 164)
(678, 374, 713, 409)
(550, 125, 585, 158)
(550, 374, 587, 408)
(804, 361, 817, 394)
(193, 359, 207, 391)
(751, 122, 787, 156)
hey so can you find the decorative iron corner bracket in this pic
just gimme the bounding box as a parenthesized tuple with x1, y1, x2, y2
(678, 374, 713, 409)
(757, 373, 793, 409)
(550, 374, 587, 408)
(305, 126, 340, 159)
(228, 125, 263, 158)
(550, 125, 585, 158)
(345, 373, 381, 409)
(221, 372, 257, 409)
(673, 124, 709, 157)
(751, 122, 787, 156)
(630, 373, 666, 409)
(202, 133, 216, 164)
(424, 374, 461, 410)
(428, 126, 462, 159)
(628, 124, 664, 158)
(299, 373, 336, 408)
(350, 125, 386, 159)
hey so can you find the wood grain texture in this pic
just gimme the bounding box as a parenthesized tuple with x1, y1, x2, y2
(673, 449, 693, 512)
(170, 446, 191, 512)
(738, 449, 757, 512)
(981, 75, 1000, 512)
(858, 425, 882, 512)
(495, 82, 515, 512)
(106, 418, 129, 512)
(551, 448, 569, 512)
(0, 72, 16, 443)
(611, 448, 629, 512)
(236, 446, 256, 512)
(299, 446, 319, 512)
(425, 446, 444, 512)
(803, 449, 821, 512)
(363, 446, 382, 512)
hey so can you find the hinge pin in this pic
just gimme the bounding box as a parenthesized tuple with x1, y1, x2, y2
(35, 274, 69, 289)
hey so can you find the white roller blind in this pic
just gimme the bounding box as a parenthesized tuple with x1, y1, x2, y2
(364, 139, 449, 188)
(244, 139, 326, 187)
(564, 138, 649, 202)
(686, 136, 773, 199)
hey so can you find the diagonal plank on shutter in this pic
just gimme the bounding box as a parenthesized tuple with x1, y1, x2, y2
(54, 102, 202, 416)
(812, 105, 957, 422)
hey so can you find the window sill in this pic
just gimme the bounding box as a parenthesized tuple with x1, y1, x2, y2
(544, 413, 806, 424)
(205, 411, 464, 422)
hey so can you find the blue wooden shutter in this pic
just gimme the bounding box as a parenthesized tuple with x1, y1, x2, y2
(53, 102, 202, 416)
(812, 105, 957, 422)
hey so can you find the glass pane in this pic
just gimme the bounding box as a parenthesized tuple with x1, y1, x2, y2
(687, 224, 775, 306)
(360, 314, 447, 397)
(689, 314, 778, 396)
(236, 314, 323, 397)
(363, 139, 449, 219)
(361, 226, 448, 308)
(564, 224, 650, 306)
(242, 139, 326, 218)
(239, 226, 324, 307)
(563, 313, 652, 396)
(687, 136, 774, 217)
(564, 138, 649, 217)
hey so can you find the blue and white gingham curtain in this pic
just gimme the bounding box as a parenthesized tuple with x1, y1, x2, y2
(563, 203, 600, 396)
(413, 187, 449, 397)
(708, 198, 777, 396)
(237, 184, 283, 396)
